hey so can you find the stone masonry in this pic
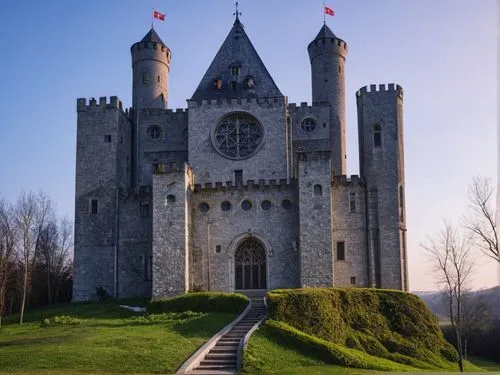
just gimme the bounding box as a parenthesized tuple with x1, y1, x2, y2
(73, 14, 408, 301)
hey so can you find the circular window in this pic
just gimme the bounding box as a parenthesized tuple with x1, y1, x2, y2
(281, 199, 293, 210)
(221, 201, 232, 212)
(213, 113, 263, 159)
(301, 118, 316, 133)
(261, 200, 272, 211)
(241, 200, 252, 211)
(147, 125, 162, 140)
(199, 202, 210, 213)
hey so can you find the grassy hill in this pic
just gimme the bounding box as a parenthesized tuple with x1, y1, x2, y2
(0, 294, 247, 374)
(244, 288, 483, 373)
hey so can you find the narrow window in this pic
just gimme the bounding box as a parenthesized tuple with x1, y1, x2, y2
(157, 75, 161, 83)
(313, 184, 323, 196)
(140, 203, 150, 217)
(231, 66, 240, 76)
(231, 81, 237, 91)
(373, 124, 382, 147)
(215, 245, 221, 253)
(166, 194, 176, 203)
(399, 185, 404, 221)
(350, 276, 356, 285)
(349, 192, 357, 212)
(90, 198, 98, 214)
(145, 256, 152, 281)
(337, 241, 345, 261)
(104, 135, 112, 143)
(234, 170, 243, 186)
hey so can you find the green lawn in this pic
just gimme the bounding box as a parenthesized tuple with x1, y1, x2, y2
(0, 300, 235, 375)
(244, 324, 487, 374)
(468, 356, 500, 372)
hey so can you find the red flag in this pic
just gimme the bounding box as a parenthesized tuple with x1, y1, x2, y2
(324, 6, 334, 16)
(153, 10, 166, 21)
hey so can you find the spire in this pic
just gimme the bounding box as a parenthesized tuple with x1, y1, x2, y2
(233, 1, 242, 21)
(190, 15, 282, 101)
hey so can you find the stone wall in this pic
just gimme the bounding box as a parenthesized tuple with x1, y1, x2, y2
(297, 152, 333, 287)
(332, 176, 368, 287)
(188, 181, 299, 292)
(187, 98, 289, 185)
(356, 84, 407, 290)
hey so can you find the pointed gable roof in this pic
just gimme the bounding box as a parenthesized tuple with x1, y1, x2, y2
(191, 18, 282, 101)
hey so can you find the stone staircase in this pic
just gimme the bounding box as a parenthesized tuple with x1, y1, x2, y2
(186, 293, 266, 375)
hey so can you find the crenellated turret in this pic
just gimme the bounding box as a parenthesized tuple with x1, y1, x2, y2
(131, 28, 171, 109)
(308, 24, 348, 176)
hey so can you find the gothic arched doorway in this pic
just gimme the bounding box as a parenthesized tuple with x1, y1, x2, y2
(234, 237, 267, 290)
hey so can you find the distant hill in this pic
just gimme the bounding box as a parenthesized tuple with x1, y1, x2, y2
(413, 286, 500, 319)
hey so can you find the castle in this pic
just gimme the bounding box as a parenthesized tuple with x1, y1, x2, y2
(73, 14, 408, 301)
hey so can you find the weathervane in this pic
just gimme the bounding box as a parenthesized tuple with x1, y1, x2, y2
(233, 1, 242, 20)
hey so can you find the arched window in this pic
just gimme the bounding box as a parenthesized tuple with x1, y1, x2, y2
(373, 124, 382, 147)
(313, 184, 323, 196)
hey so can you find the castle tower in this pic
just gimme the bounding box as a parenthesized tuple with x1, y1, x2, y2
(131, 28, 171, 109)
(356, 84, 408, 291)
(308, 25, 348, 176)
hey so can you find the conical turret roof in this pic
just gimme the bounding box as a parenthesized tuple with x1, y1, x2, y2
(140, 28, 165, 45)
(314, 24, 337, 40)
(191, 18, 282, 100)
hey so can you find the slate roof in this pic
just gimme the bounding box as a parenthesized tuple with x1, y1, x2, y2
(190, 18, 283, 101)
(314, 24, 337, 40)
(140, 28, 165, 45)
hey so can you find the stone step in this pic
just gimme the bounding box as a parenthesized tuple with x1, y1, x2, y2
(197, 364, 237, 371)
(205, 353, 236, 360)
(187, 370, 236, 375)
(201, 358, 237, 365)
(210, 347, 238, 354)
(214, 342, 240, 347)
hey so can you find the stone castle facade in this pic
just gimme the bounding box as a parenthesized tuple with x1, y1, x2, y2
(73, 15, 408, 301)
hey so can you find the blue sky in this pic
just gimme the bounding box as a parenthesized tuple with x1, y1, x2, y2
(0, 1, 497, 291)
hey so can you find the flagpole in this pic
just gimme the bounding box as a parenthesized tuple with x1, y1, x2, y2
(151, 8, 154, 29)
(323, 2, 326, 24)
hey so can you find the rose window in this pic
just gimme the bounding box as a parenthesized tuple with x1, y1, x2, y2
(213, 113, 263, 159)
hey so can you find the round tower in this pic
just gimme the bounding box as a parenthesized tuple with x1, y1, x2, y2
(308, 24, 348, 175)
(131, 28, 171, 109)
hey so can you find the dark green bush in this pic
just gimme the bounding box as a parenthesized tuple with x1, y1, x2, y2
(147, 292, 248, 314)
(266, 288, 456, 369)
(263, 320, 415, 371)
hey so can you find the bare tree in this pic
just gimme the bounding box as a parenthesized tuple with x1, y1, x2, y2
(460, 292, 491, 360)
(464, 176, 498, 263)
(422, 220, 474, 372)
(38, 217, 73, 304)
(0, 198, 16, 327)
(14, 191, 55, 324)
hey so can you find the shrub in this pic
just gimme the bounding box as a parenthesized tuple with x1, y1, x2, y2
(40, 315, 82, 327)
(266, 288, 455, 369)
(96, 286, 110, 300)
(262, 320, 415, 371)
(148, 292, 248, 314)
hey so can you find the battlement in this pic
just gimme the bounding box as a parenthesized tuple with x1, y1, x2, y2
(187, 96, 286, 108)
(331, 175, 365, 186)
(288, 101, 330, 109)
(131, 40, 171, 61)
(192, 178, 295, 193)
(77, 96, 127, 114)
(356, 84, 404, 98)
(308, 37, 348, 54)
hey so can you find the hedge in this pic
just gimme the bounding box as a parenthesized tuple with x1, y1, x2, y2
(148, 292, 248, 314)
